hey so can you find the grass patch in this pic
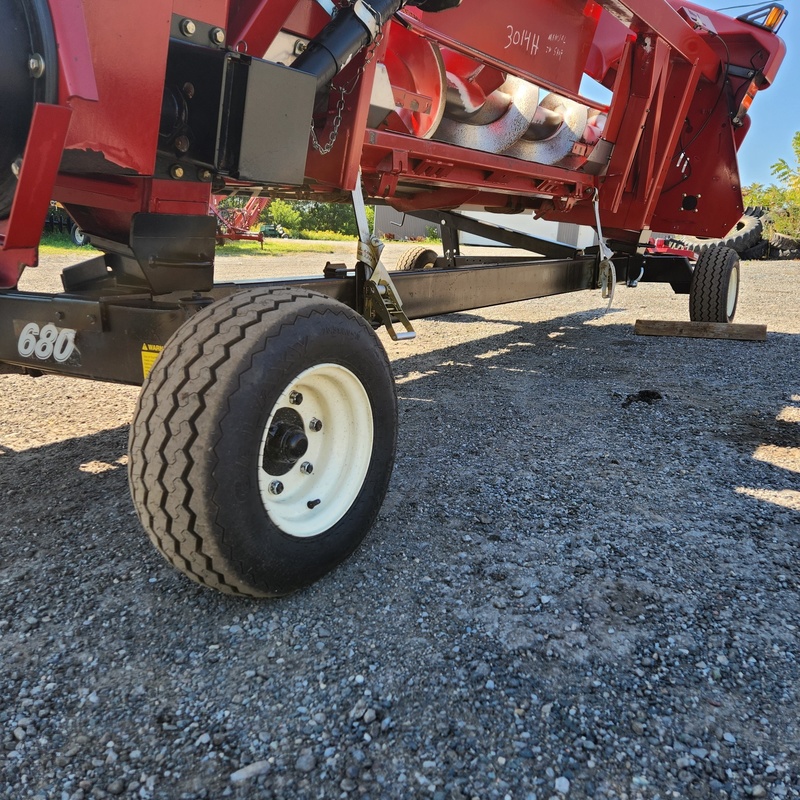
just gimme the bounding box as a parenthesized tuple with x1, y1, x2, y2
(215, 239, 344, 257)
(40, 233, 88, 256)
(37, 232, 349, 258)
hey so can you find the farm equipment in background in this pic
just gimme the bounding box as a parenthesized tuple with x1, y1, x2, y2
(210, 192, 273, 245)
(0, 0, 787, 596)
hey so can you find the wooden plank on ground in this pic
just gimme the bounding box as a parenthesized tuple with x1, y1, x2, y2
(634, 320, 767, 341)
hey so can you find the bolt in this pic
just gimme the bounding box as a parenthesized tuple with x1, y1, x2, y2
(170, 164, 185, 180)
(289, 391, 303, 405)
(11, 159, 22, 178)
(55, 311, 65, 321)
(180, 18, 197, 37)
(174, 135, 190, 154)
(182, 82, 195, 99)
(28, 54, 45, 79)
(210, 27, 226, 45)
(309, 418, 322, 432)
(197, 168, 213, 182)
(268, 481, 284, 496)
(300, 462, 314, 475)
(294, 40, 307, 55)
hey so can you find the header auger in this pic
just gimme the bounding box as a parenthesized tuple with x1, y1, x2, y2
(0, 0, 787, 595)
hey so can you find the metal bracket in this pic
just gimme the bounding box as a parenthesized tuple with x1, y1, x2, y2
(352, 177, 415, 341)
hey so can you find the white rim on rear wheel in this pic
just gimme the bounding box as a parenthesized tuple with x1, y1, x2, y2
(257, 363, 373, 538)
(727, 265, 739, 319)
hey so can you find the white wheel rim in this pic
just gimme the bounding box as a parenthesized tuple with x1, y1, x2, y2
(257, 363, 373, 538)
(727, 264, 740, 319)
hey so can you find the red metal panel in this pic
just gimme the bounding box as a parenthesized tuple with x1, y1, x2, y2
(402, 0, 600, 96)
(228, 0, 321, 56)
(59, 0, 172, 176)
(48, 0, 98, 102)
(0, 105, 72, 288)
(596, 0, 719, 81)
(172, 0, 228, 27)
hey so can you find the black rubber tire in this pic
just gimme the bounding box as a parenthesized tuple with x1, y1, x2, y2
(689, 245, 740, 323)
(740, 239, 769, 261)
(69, 223, 88, 247)
(677, 214, 762, 255)
(396, 246, 439, 271)
(768, 231, 800, 251)
(128, 287, 398, 597)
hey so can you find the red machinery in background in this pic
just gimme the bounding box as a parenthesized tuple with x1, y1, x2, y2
(0, 0, 787, 596)
(210, 192, 273, 244)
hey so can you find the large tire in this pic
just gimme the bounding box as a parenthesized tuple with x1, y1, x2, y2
(768, 231, 800, 252)
(689, 245, 740, 323)
(677, 213, 762, 255)
(396, 246, 439, 271)
(128, 287, 398, 597)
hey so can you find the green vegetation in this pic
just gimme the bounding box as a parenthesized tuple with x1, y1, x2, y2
(264, 200, 373, 238)
(743, 130, 800, 236)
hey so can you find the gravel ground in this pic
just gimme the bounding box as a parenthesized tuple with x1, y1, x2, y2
(1, 245, 799, 800)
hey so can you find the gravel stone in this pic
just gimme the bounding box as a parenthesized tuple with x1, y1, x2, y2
(1, 249, 799, 799)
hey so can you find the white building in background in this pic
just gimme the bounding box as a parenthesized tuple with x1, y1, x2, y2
(374, 206, 596, 250)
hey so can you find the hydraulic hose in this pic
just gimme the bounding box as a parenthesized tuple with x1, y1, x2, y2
(292, 0, 408, 93)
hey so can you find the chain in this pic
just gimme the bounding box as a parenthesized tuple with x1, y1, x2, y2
(310, 5, 386, 155)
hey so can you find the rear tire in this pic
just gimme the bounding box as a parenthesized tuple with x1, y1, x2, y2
(689, 245, 740, 323)
(128, 287, 398, 597)
(396, 246, 439, 271)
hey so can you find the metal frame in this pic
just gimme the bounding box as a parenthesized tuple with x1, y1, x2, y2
(0, 0, 787, 383)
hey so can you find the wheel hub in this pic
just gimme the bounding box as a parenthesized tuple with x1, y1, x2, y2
(262, 408, 309, 476)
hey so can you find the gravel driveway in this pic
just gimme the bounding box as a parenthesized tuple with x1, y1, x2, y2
(1, 246, 799, 800)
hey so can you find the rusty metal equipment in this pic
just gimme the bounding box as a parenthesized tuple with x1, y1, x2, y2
(0, 0, 787, 596)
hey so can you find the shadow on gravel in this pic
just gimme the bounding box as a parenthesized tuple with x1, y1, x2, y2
(1, 307, 798, 800)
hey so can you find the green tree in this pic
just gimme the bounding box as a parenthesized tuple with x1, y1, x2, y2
(268, 198, 302, 231)
(743, 130, 800, 237)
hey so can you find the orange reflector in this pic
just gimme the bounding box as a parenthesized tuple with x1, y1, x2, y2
(737, 4, 787, 32)
(733, 82, 759, 127)
(765, 6, 787, 29)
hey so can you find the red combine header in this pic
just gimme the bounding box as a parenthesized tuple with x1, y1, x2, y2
(0, 0, 787, 595)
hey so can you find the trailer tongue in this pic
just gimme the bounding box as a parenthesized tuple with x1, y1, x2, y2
(0, 0, 787, 596)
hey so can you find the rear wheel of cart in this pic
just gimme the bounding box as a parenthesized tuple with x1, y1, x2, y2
(689, 245, 740, 323)
(397, 246, 439, 271)
(128, 287, 397, 597)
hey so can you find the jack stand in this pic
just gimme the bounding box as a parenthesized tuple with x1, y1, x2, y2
(352, 177, 416, 341)
(592, 190, 617, 311)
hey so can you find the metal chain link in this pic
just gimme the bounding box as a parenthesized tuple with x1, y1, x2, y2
(310, 6, 386, 155)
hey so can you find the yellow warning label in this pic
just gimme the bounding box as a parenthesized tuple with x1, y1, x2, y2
(141, 344, 163, 379)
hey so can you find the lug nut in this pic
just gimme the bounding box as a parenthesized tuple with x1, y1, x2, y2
(180, 18, 197, 37)
(210, 27, 226, 45)
(289, 391, 303, 405)
(309, 418, 322, 432)
(268, 481, 284, 496)
(300, 462, 314, 475)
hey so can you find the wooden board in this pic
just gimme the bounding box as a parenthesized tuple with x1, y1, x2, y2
(634, 320, 768, 341)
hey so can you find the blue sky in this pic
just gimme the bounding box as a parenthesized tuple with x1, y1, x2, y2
(717, 2, 799, 187)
